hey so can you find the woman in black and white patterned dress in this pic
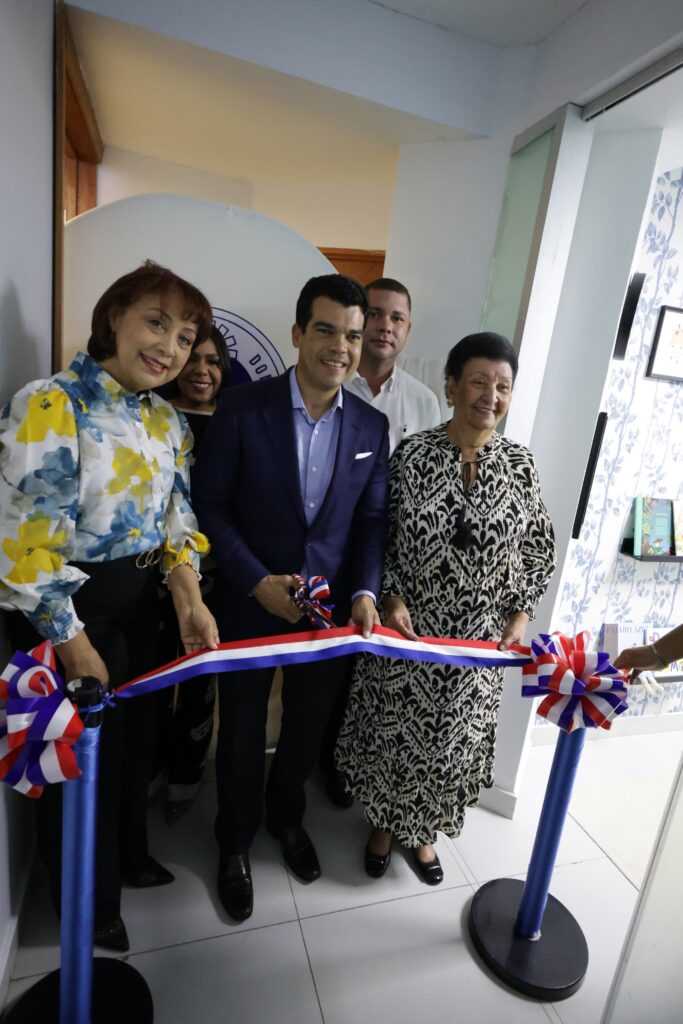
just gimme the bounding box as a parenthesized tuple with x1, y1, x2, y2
(335, 333, 556, 885)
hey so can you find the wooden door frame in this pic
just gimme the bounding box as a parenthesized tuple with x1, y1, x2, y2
(53, 0, 103, 370)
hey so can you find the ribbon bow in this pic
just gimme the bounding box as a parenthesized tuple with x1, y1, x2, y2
(522, 631, 628, 732)
(0, 642, 83, 797)
(291, 573, 336, 629)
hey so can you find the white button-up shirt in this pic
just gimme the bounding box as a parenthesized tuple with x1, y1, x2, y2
(344, 365, 441, 453)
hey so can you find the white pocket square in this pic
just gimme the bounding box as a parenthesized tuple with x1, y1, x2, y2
(355, 451, 373, 460)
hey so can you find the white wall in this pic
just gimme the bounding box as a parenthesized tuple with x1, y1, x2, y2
(0, 0, 54, 1004)
(0, 3, 54, 401)
(98, 147, 253, 209)
(385, 136, 513, 354)
(521, 0, 683, 131)
(98, 148, 394, 251)
(251, 179, 393, 250)
(384, 46, 533, 354)
(70, 0, 500, 134)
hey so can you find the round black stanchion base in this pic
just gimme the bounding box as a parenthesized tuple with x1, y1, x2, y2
(468, 878, 588, 1001)
(3, 958, 153, 1024)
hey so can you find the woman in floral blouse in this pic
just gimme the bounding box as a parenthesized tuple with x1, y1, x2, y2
(0, 261, 220, 951)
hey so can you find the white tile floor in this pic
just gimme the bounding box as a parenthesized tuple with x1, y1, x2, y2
(4, 730, 682, 1024)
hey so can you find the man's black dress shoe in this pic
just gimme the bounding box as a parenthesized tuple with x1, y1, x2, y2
(217, 854, 253, 921)
(268, 825, 321, 882)
(325, 768, 354, 809)
(122, 855, 175, 888)
(93, 915, 130, 952)
(412, 850, 444, 886)
(364, 841, 391, 878)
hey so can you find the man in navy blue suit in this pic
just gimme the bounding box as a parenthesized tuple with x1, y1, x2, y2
(193, 275, 389, 921)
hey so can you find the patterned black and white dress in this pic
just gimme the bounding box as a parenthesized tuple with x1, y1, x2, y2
(335, 425, 556, 846)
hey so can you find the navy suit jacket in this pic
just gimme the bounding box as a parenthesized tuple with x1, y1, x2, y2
(193, 369, 389, 639)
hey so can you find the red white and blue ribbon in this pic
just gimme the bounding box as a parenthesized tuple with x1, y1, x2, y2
(113, 626, 531, 698)
(0, 627, 628, 796)
(0, 641, 83, 797)
(291, 574, 335, 629)
(521, 631, 628, 732)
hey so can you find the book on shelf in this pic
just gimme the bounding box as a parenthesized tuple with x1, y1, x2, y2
(600, 623, 649, 660)
(674, 500, 683, 557)
(632, 497, 674, 557)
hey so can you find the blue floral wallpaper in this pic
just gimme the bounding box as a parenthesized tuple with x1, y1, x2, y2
(555, 166, 683, 720)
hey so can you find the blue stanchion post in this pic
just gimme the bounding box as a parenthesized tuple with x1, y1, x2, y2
(468, 725, 589, 1000)
(60, 676, 104, 1024)
(515, 727, 586, 939)
(4, 675, 153, 1024)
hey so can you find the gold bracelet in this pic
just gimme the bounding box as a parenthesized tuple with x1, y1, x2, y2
(650, 641, 668, 669)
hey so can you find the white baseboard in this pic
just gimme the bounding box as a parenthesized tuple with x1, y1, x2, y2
(484, 716, 683, 821)
(478, 784, 517, 819)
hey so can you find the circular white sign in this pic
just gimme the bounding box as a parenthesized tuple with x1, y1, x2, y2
(211, 306, 285, 385)
(63, 194, 332, 373)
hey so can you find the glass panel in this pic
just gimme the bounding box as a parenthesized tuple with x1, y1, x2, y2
(480, 130, 553, 345)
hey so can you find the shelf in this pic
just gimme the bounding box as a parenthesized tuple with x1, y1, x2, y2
(619, 540, 683, 561)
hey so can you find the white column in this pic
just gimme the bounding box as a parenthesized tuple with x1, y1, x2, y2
(0, 0, 55, 1003)
(504, 106, 595, 448)
(483, 127, 664, 816)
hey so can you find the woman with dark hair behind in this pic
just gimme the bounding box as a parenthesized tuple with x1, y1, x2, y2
(336, 332, 556, 885)
(0, 261, 219, 951)
(157, 325, 233, 824)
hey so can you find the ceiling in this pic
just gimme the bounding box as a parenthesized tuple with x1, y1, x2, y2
(70, 2, 683, 201)
(67, 7, 468, 191)
(368, 0, 592, 48)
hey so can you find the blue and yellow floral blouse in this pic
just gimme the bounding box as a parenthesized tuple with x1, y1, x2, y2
(0, 352, 209, 643)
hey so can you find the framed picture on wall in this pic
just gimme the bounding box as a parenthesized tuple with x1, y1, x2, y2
(646, 305, 683, 382)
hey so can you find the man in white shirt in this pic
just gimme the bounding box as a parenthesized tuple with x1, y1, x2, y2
(323, 279, 442, 809)
(344, 278, 442, 453)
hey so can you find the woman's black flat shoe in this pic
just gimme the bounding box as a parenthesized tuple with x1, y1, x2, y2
(123, 856, 175, 888)
(413, 850, 443, 886)
(93, 915, 130, 952)
(364, 841, 391, 878)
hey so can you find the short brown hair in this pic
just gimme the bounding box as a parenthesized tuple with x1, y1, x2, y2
(88, 261, 213, 360)
(365, 277, 412, 312)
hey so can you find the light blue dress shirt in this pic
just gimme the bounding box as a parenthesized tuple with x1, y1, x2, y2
(289, 368, 342, 529)
(288, 369, 374, 604)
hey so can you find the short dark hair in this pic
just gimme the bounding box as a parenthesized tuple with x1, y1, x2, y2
(445, 332, 518, 383)
(88, 260, 213, 361)
(295, 274, 368, 331)
(365, 277, 412, 312)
